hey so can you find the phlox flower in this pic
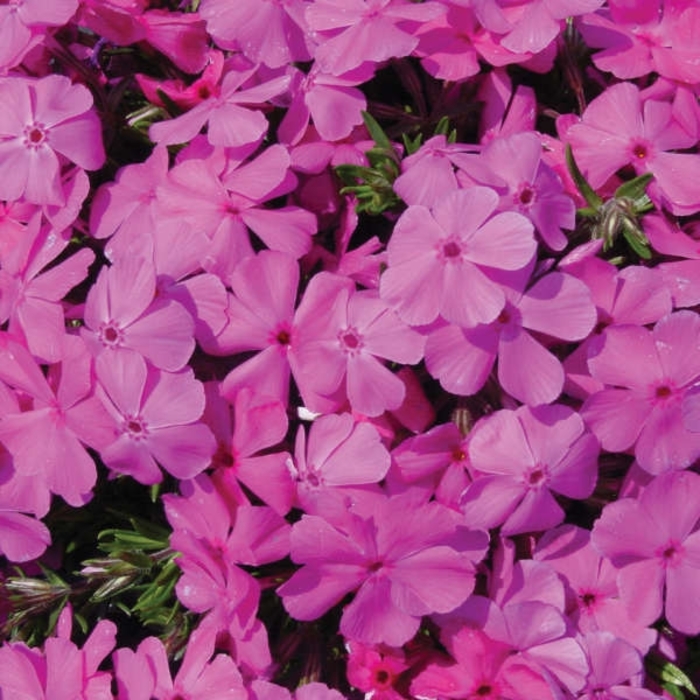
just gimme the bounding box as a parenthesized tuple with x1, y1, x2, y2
(581, 310, 700, 474)
(199, 0, 311, 68)
(380, 187, 536, 328)
(560, 252, 672, 400)
(345, 641, 410, 700)
(579, 0, 700, 83)
(157, 146, 315, 281)
(95, 349, 216, 484)
(204, 384, 294, 516)
(0, 606, 116, 699)
(278, 492, 489, 646)
(534, 525, 657, 654)
(0, 0, 78, 71)
(578, 632, 660, 700)
(305, 0, 445, 76)
(471, 0, 604, 55)
(462, 404, 599, 535)
(565, 82, 700, 216)
(389, 421, 470, 509)
(114, 621, 247, 700)
(410, 621, 560, 700)
(591, 470, 700, 635)
(149, 63, 290, 149)
(392, 135, 477, 208)
(0, 334, 114, 506)
(82, 254, 195, 372)
(0, 384, 51, 562)
(288, 412, 390, 512)
(0, 75, 104, 205)
(426, 270, 596, 406)
(278, 64, 372, 145)
(477, 69, 536, 144)
(0, 215, 94, 363)
(294, 273, 425, 417)
(413, 5, 481, 83)
(457, 131, 576, 251)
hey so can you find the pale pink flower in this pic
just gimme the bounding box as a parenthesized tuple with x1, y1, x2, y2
(278, 492, 488, 646)
(591, 470, 700, 635)
(380, 187, 536, 328)
(566, 82, 700, 216)
(463, 404, 599, 535)
(149, 63, 290, 149)
(294, 274, 425, 417)
(306, 0, 445, 76)
(581, 310, 700, 474)
(95, 349, 216, 484)
(199, 0, 312, 68)
(0, 75, 104, 205)
(82, 254, 195, 372)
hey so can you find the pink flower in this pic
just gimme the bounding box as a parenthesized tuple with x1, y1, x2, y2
(0, 607, 116, 699)
(278, 492, 488, 646)
(82, 255, 196, 372)
(199, 0, 311, 68)
(566, 82, 700, 215)
(426, 270, 596, 405)
(95, 349, 216, 484)
(288, 412, 390, 511)
(114, 622, 247, 700)
(462, 404, 599, 535)
(294, 274, 425, 417)
(306, 0, 445, 76)
(149, 64, 290, 149)
(591, 470, 700, 635)
(581, 310, 700, 474)
(380, 187, 536, 327)
(0, 75, 104, 205)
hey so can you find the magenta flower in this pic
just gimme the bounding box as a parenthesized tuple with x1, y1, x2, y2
(95, 349, 216, 484)
(591, 470, 700, 635)
(0, 607, 116, 699)
(82, 254, 195, 372)
(199, 0, 311, 68)
(380, 187, 536, 327)
(114, 622, 247, 700)
(294, 274, 425, 417)
(426, 270, 596, 405)
(581, 310, 700, 474)
(289, 412, 390, 511)
(463, 404, 599, 535)
(278, 492, 488, 646)
(0, 75, 104, 205)
(306, 0, 444, 76)
(149, 64, 290, 149)
(566, 82, 700, 215)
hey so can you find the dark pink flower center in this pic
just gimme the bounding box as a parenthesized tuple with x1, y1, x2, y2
(123, 416, 148, 439)
(443, 240, 462, 259)
(658, 539, 685, 568)
(632, 142, 648, 160)
(475, 684, 493, 697)
(339, 326, 363, 354)
(517, 184, 536, 207)
(276, 329, 291, 346)
(372, 666, 394, 690)
(99, 322, 123, 347)
(24, 123, 47, 148)
(579, 590, 597, 609)
(655, 384, 672, 399)
(525, 464, 548, 487)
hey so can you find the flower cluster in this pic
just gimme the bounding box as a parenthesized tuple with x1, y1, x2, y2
(1, 1, 700, 699)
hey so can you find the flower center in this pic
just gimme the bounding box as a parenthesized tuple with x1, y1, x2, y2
(123, 415, 147, 439)
(99, 322, 123, 347)
(23, 122, 47, 148)
(443, 240, 461, 259)
(339, 326, 363, 354)
(632, 142, 649, 160)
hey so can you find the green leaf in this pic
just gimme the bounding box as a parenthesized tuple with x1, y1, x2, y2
(434, 116, 451, 136)
(566, 144, 603, 210)
(361, 111, 396, 155)
(614, 172, 653, 201)
(402, 132, 423, 155)
(622, 226, 652, 260)
(648, 654, 698, 697)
